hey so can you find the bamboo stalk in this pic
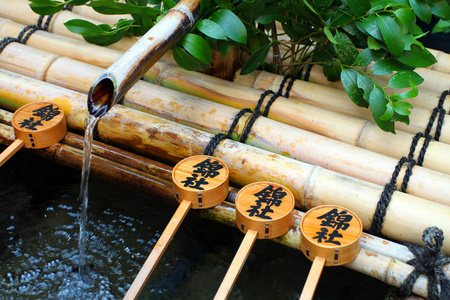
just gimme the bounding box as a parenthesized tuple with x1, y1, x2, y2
(0, 0, 139, 52)
(2, 20, 448, 174)
(0, 121, 446, 298)
(233, 70, 450, 144)
(2, 43, 449, 205)
(0, 70, 449, 257)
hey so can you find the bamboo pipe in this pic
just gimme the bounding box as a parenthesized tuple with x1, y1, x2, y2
(0, 28, 448, 177)
(0, 121, 445, 298)
(1, 47, 450, 206)
(1, 70, 450, 257)
(86, 0, 200, 117)
(233, 70, 450, 143)
(0, 0, 140, 52)
(0, 45, 450, 204)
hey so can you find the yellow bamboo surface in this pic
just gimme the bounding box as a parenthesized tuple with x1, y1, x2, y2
(1, 18, 448, 174)
(0, 118, 446, 298)
(233, 70, 450, 143)
(0, 0, 139, 52)
(0, 69, 450, 258)
(1, 43, 450, 206)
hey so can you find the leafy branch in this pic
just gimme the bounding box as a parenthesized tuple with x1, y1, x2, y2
(28, 0, 450, 132)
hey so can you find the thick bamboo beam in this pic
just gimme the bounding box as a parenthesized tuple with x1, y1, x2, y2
(0, 70, 449, 257)
(0, 116, 446, 298)
(1, 43, 449, 206)
(1, 19, 449, 169)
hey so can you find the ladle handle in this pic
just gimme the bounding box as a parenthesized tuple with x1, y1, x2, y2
(214, 229, 258, 300)
(0, 139, 25, 167)
(299, 256, 326, 300)
(124, 199, 192, 300)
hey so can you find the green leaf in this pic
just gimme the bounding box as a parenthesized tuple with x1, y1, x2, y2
(197, 19, 227, 40)
(369, 87, 395, 133)
(361, 15, 383, 40)
(323, 64, 341, 81)
(341, 68, 368, 107)
(172, 47, 202, 71)
(371, 57, 414, 75)
(377, 15, 404, 57)
(346, 0, 371, 16)
(29, 0, 66, 15)
(388, 70, 424, 88)
(215, 0, 232, 9)
(391, 83, 419, 100)
(394, 8, 416, 32)
(180, 34, 212, 65)
(211, 9, 247, 44)
(432, 19, 450, 33)
(430, 0, 450, 20)
(324, 26, 337, 44)
(396, 44, 438, 67)
(380, 103, 394, 121)
(354, 48, 387, 66)
(89, 0, 160, 16)
(64, 19, 107, 37)
(367, 36, 382, 50)
(403, 34, 424, 50)
(334, 31, 359, 65)
(256, 14, 291, 24)
(240, 43, 272, 75)
(392, 101, 414, 115)
(357, 72, 375, 101)
(409, 0, 432, 23)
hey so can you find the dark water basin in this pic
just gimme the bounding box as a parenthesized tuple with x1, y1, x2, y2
(0, 151, 395, 299)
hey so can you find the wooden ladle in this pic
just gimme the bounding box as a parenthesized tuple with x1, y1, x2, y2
(214, 181, 295, 300)
(299, 205, 363, 300)
(124, 155, 229, 300)
(0, 102, 66, 167)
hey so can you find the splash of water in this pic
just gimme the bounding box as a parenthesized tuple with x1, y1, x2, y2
(78, 114, 100, 276)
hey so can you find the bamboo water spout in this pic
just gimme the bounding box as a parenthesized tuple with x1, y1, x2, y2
(87, 0, 200, 117)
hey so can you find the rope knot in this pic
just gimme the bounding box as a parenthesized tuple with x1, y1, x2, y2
(400, 227, 450, 300)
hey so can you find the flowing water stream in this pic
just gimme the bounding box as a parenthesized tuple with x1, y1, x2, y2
(78, 114, 100, 276)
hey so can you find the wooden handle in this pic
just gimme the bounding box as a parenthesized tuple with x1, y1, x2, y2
(214, 229, 258, 300)
(123, 199, 192, 300)
(0, 139, 25, 167)
(299, 256, 326, 300)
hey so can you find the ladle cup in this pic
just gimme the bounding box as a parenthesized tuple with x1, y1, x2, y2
(0, 102, 66, 167)
(299, 205, 363, 300)
(214, 181, 295, 300)
(124, 155, 229, 299)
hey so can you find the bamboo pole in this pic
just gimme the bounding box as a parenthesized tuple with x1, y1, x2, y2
(0, 25, 449, 178)
(0, 120, 446, 298)
(233, 70, 450, 143)
(2, 43, 450, 206)
(0, 0, 140, 52)
(0, 70, 449, 257)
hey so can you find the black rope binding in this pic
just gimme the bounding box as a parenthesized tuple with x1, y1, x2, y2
(203, 63, 310, 155)
(369, 90, 449, 237)
(400, 227, 450, 300)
